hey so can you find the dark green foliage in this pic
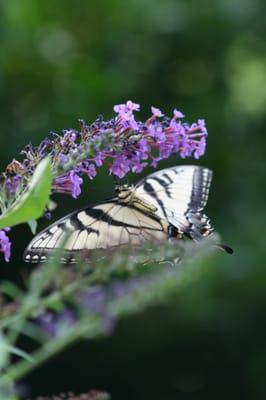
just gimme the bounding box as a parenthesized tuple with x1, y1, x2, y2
(0, 1, 265, 399)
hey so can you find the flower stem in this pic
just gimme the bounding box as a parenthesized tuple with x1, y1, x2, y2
(0, 316, 102, 386)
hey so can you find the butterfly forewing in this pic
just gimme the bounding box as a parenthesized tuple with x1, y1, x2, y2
(23, 200, 167, 263)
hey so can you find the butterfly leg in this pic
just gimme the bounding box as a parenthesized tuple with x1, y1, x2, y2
(167, 225, 183, 240)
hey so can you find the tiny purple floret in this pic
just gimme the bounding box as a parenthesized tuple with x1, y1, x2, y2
(54, 171, 83, 199)
(0, 229, 11, 262)
(151, 106, 164, 118)
(173, 109, 185, 119)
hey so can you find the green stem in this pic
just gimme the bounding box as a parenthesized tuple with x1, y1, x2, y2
(0, 274, 94, 330)
(0, 317, 102, 386)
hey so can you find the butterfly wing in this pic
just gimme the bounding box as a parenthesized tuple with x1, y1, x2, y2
(134, 165, 213, 239)
(24, 200, 168, 263)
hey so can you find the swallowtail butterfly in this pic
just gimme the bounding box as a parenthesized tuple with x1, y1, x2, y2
(24, 165, 232, 263)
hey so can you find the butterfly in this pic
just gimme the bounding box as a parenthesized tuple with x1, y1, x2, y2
(24, 165, 232, 263)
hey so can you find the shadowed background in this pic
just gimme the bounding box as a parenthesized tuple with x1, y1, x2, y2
(0, 0, 265, 399)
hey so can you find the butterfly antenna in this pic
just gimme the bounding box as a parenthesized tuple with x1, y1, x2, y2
(113, 175, 121, 185)
(113, 175, 121, 193)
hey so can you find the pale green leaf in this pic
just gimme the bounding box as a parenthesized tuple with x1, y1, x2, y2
(0, 157, 52, 230)
(2, 344, 34, 363)
(0, 333, 9, 370)
(28, 219, 38, 234)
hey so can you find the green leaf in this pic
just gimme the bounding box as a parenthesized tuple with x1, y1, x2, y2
(28, 219, 38, 234)
(0, 157, 52, 230)
(2, 344, 34, 363)
(0, 280, 24, 301)
(0, 333, 9, 370)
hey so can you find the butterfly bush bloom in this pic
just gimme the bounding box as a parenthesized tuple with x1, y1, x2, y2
(0, 100, 208, 262)
(1, 100, 207, 198)
(35, 310, 77, 337)
(54, 170, 83, 199)
(0, 228, 11, 262)
(75, 274, 157, 337)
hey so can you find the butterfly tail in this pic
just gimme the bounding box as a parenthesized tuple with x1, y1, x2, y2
(215, 243, 234, 254)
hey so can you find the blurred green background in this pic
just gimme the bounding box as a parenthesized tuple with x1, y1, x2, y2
(0, 0, 265, 399)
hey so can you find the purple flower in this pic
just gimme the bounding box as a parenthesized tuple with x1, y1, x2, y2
(159, 142, 173, 159)
(58, 153, 69, 166)
(79, 286, 116, 335)
(87, 164, 97, 180)
(126, 100, 140, 112)
(54, 170, 83, 198)
(156, 127, 166, 142)
(0, 228, 11, 262)
(151, 157, 160, 168)
(114, 100, 140, 130)
(118, 113, 138, 131)
(147, 124, 166, 142)
(151, 106, 164, 118)
(36, 310, 76, 337)
(44, 210, 52, 220)
(79, 286, 106, 314)
(114, 100, 140, 114)
(194, 137, 206, 159)
(36, 311, 56, 336)
(109, 154, 130, 179)
(79, 276, 158, 336)
(5, 175, 22, 196)
(60, 129, 77, 146)
(8, 100, 207, 190)
(130, 157, 147, 173)
(173, 109, 185, 119)
(94, 152, 104, 167)
(197, 119, 208, 135)
(78, 162, 97, 180)
(138, 138, 150, 159)
(180, 136, 193, 158)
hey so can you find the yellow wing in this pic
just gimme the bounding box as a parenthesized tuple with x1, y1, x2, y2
(23, 200, 167, 263)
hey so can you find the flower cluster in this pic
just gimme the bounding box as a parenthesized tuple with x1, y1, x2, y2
(35, 310, 77, 337)
(36, 274, 155, 338)
(0, 100, 208, 262)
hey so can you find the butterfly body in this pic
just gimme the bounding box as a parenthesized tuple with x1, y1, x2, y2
(116, 185, 158, 215)
(24, 165, 230, 263)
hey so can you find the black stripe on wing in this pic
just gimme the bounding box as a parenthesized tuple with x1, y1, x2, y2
(23, 200, 116, 263)
(23, 200, 166, 264)
(149, 176, 172, 198)
(188, 168, 212, 211)
(83, 206, 162, 230)
(162, 173, 174, 184)
(143, 180, 168, 218)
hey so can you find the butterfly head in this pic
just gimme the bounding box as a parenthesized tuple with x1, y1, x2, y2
(116, 184, 135, 202)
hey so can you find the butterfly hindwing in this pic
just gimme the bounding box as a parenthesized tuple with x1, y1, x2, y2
(23, 200, 167, 263)
(134, 165, 213, 237)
